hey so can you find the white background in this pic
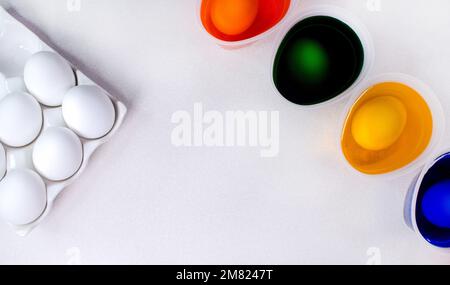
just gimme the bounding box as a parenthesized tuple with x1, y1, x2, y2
(1, 0, 450, 265)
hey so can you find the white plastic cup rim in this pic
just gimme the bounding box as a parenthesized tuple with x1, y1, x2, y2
(337, 73, 446, 180)
(196, 0, 300, 48)
(269, 5, 375, 110)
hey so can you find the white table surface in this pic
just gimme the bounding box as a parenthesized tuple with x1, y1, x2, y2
(1, 0, 450, 265)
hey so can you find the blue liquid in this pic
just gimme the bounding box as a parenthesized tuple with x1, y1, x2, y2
(421, 180, 450, 228)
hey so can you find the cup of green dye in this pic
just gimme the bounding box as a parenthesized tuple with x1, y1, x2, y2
(271, 6, 374, 107)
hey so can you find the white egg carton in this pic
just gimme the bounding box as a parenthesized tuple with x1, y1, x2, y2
(0, 7, 126, 236)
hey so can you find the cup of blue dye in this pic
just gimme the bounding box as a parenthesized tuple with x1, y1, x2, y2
(405, 151, 450, 248)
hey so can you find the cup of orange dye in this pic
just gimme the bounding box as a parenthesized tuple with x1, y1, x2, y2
(339, 73, 445, 179)
(198, 0, 298, 48)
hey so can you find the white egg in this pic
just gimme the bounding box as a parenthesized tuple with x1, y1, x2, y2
(62, 85, 116, 139)
(0, 92, 43, 147)
(24, 51, 76, 107)
(0, 169, 47, 225)
(33, 127, 83, 181)
(0, 144, 6, 180)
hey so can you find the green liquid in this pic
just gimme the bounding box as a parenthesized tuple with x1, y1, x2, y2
(288, 40, 329, 84)
(273, 16, 365, 106)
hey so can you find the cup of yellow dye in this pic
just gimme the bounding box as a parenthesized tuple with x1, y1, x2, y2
(340, 74, 445, 178)
(198, 0, 298, 48)
(271, 6, 374, 107)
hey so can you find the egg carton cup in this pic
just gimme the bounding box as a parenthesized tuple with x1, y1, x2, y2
(0, 7, 127, 236)
(197, 0, 300, 49)
(337, 73, 445, 181)
(269, 5, 375, 110)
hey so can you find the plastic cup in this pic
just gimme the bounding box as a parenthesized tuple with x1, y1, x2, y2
(198, 0, 299, 49)
(338, 73, 445, 179)
(270, 5, 374, 108)
(404, 151, 450, 249)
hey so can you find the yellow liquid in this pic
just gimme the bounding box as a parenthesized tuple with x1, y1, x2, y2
(341, 82, 433, 175)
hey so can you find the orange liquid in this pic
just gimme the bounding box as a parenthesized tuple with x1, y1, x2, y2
(341, 82, 433, 175)
(200, 0, 291, 42)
